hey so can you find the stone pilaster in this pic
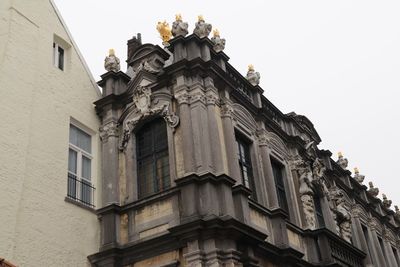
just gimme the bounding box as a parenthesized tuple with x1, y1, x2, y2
(257, 130, 279, 209)
(351, 211, 373, 266)
(176, 91, 195, 174)
(367, 221, 387, 267)
(220, 101, 241, 184)
(99, 121, 120, 206)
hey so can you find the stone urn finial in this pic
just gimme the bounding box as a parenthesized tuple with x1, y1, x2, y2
(172, 14, 188, 37)
(210, 28, 226, 52)
(246, 64, 260, 86)
(193, 15, 212, 38)
(368, 182, 379, 197)
(156, 20, 172, 46)
(104, 49, 120, 72)
(353, 167, 365, 184)
(336, 152, 348, 169)
(382, 194, 392, 209)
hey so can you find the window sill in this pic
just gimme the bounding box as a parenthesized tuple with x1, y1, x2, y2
(64, 196, 96, 213)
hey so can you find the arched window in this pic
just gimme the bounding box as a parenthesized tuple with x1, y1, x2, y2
(136, 118, 170, 198)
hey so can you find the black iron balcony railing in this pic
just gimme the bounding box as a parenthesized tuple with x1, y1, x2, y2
(67, 173, 95, 208)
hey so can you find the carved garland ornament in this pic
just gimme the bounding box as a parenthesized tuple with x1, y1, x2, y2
(119, 86, 179, 150)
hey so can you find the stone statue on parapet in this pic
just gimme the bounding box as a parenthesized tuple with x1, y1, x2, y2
(336, 152, 348, 169)
(382, 194, 392, 209)
(367, 181, 379, 197)
(211, 29, 225, 52)
(246, 64, 260, 86)
(193, 15, 212, 38)
(157, 21, 172, 46)
(104, 49, 120, 72)
(395, 206, 400, 220)
(353, 167, 365, 184)
(171, 14, 188, 37)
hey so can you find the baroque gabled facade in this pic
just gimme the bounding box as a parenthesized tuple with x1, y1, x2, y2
(88, 17, 400, 267)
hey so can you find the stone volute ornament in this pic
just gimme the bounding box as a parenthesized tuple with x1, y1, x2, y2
(246, 64, 260, 86)
(382, 194, 392, 209)
(156, 21, 172, 46)
(336, 152, 348, 169)
(104, 49, 120, 72)
(367, 182, 379, 197)
(210, 29, 226, 52)
(193, 15, 212, 38)
(353, 167, 365, 184)
(171, 14, 188, 37)
(119, 86, 179, 150)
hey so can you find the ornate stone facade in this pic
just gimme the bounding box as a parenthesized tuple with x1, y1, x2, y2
(89, 23, 400, 267)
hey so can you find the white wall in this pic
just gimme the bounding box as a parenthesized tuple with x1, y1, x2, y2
(0, 0, 101, 266)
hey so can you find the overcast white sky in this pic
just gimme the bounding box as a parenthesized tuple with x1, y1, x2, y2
(54, 0, 400, 206)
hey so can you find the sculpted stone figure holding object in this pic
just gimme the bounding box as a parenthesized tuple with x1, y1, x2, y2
(104, 49, 120, 72)
(353, 167, 365, 184)
(296, 160, 316, 229)
(382, 194, 392, 209)
(246, 64, 260, 86)
(330, 188, 352, 242)
(336, 152, 348, 170)
(171, 14, 188, 37)
(368, 182, 379, 197)
(210, 29, 226, 52)
(193, 15, 212, 38)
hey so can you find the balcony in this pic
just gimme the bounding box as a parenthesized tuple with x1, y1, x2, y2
(306, 228, 366, 267)
(67, 173, 95, 208)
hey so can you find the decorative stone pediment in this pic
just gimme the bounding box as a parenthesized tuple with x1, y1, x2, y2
(119, 85, 179, 151)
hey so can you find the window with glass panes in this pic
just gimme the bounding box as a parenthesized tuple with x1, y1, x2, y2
(271, 159, 289, 213)
(68, 124, 94, 206)
(136, 118, 170, 198)
(236, 135, 256, 199)
(313, 195, 325, 227)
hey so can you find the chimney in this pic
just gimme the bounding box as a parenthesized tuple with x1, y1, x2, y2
(127, 33, 142, 63)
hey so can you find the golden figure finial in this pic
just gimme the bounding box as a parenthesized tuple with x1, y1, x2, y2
(248, 64, 255, 71)
(354, 167, 359, 174)
(213, 29, 220, 37)
(156, 21, 172, 44)
(198, 15, 204, 22)
(108, 49, 115, 56)
(175, 14, 182, 21)
(338, 151, 343, 157)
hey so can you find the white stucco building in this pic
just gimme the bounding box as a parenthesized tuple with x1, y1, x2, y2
(0, 0, 101, 266)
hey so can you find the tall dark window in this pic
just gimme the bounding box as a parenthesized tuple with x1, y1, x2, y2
(136, 118, 170, 198)
(362, 224, 373, 260)
(236, 135, 256, 199)
(271, 159, 289, 213)
(313, 195, 325, 227)
(378, 236, 388, 266)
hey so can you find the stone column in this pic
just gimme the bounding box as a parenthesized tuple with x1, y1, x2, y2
(220, 102, 241, 183)
(176, 92, 195, 174)
(257, 130, 279, 209)
(383, 232, 398, 267)
(367, 222, 387, 267)
(184, 239, 204, 267)
(99, 121, 120, 206)
(351, 213, 373, 266)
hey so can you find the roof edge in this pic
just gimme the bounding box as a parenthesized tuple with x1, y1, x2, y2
(49, 0, 101, 97)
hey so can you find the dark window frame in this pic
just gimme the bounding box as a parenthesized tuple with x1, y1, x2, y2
(270, 158, 289, 213)
(136, 118, 170, 198)
(313, 194, 325, 227)
(235, 133, 256, 199)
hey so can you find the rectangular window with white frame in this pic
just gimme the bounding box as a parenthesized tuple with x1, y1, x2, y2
(67, 124, 95, 207)
(53, 42, 64, 70)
